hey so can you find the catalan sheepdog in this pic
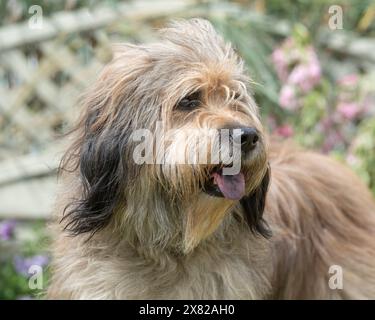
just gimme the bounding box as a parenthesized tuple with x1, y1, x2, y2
(48, 19, 375, 299)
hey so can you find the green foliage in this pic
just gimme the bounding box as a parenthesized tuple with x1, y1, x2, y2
(351, 117, 375, 193)
(0, 221, 50, 300)
(0, 262, 31, 300)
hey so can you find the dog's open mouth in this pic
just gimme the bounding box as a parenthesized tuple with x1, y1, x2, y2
(203, 166, 245, 200)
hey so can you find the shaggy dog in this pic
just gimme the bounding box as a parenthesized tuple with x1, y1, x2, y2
(48, 19, 375, 299)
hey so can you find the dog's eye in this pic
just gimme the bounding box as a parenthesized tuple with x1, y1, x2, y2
(177, 91, 201, 111)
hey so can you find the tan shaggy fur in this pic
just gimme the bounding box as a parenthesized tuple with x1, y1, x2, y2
(48, 19, 375, 299)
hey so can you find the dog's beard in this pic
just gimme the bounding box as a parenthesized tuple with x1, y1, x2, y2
(183, 193, 235, 252)
(183, 160, 268, 253)
(148, 135, 268, 253)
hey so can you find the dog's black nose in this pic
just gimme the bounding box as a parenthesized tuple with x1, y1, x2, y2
(240, 127, 259, 153)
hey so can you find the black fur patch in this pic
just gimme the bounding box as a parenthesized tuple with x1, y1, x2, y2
(62, 123, 129, 236)
(240, 165, 272, 238)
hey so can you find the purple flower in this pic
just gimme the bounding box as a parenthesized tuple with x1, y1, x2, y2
(0, 219, 16, 240)
(14, 255, 49, 277)
(279, 85, 298, 110)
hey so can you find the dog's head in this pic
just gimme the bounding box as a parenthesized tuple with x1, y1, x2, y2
(62, 19, 270, 252)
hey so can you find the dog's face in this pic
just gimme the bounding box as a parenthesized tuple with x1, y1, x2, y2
(63, 19, 270, 253)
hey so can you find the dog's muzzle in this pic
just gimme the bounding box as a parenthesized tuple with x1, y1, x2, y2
(203, 127, 260, 200)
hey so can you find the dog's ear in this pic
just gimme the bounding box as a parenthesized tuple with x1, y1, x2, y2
(61, 45, 152, 236)
(240, 165, 272, 238)
(62, 112, 128, 236)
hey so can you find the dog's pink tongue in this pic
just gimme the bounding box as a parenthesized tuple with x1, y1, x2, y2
(212, 172, 245, 200)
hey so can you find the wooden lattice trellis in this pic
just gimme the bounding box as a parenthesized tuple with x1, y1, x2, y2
(0, 0, 194, 160)
(0, 0, 193, 218)
(0, 32, 110, 159)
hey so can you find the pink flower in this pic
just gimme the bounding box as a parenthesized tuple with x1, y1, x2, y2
(271, 48, 288, 81)
(279, 85, 298, 110)
(275, 125, 294, 138)
(273, 39, 322, 109)
(337, 102, 361, 120)
(308, 54, 321, 83)
(288, 50, 321, 92)
(288, 65, 306, 84)
(338, 74, 359, 87)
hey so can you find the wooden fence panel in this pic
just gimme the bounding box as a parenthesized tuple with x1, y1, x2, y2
(0, 1, 193, 218)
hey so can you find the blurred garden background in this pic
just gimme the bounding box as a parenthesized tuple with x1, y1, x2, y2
(0, 0, 374, 299)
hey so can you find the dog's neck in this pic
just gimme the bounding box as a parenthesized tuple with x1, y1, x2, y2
(97, 201, 243, 259)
